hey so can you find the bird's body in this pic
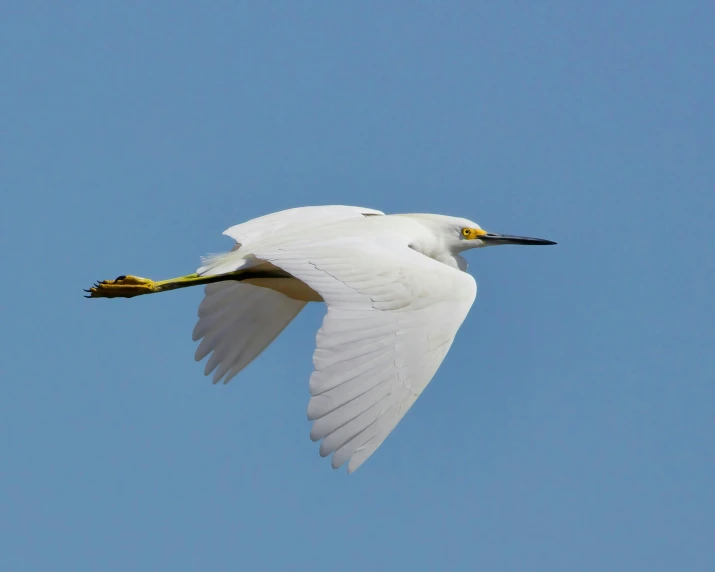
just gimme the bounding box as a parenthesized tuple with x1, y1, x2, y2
(87, 205, 555, 472)
(198, 209, 479, 301)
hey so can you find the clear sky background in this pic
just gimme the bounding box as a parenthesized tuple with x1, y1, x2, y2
(1, 2, 713, 571)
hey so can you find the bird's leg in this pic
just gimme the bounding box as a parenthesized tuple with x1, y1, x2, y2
(84, 269, 292, 298)
(85, 274, 160, 298)
(84, 272, 243, 298)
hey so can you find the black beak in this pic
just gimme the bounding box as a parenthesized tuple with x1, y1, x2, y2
(479, 233, 556, 246)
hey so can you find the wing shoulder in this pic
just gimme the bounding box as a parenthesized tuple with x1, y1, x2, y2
(222, 206, 384, 246)
(198, 206, 384, 276)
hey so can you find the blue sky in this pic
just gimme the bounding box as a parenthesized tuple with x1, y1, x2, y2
(1, 2, 713, 570)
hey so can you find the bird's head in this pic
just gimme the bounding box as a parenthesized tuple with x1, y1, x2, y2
(420, 214, 557, 253)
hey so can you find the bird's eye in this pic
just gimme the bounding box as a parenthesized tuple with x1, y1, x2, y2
(461, 228, 471, 237)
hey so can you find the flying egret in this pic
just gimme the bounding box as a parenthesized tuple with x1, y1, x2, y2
(86, 205, 555, 472)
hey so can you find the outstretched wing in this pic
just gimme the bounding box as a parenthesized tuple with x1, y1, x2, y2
(198, 205, 384, 276)
(193, 207, 383, 380)
(254, 238, 476, 473)
(193, 282, 306, 384)
(223, 205, 384, 246)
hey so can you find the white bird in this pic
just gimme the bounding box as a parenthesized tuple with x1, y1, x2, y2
(86, 205, 555, 472)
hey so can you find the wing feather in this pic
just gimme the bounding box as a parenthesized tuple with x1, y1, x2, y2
(198, 206, 384, 276)
(223, 206, 384, 246)
(253, 238, 476, 472)
(192, 282, 306, 384)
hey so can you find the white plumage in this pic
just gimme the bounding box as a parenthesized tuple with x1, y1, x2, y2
(188, 205, 554, 472)
(192, 282, 306, 384)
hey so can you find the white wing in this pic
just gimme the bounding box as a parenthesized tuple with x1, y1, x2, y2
(192, 282, 306, 384)
(253, 237, 476, 473)
(198, 206, 385, 276)
(192, 207, 384, 382)
(223, 205, 384, 245)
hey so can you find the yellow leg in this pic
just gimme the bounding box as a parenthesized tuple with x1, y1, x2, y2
(84, 269, 287, 299)
(84, 275, 164, 298)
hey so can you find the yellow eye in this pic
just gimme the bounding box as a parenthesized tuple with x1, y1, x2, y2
(462, 228, 471, 237)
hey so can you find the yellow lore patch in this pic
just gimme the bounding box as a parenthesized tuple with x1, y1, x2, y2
(461, 227, 487, 239)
